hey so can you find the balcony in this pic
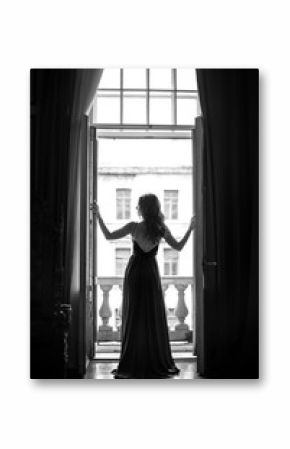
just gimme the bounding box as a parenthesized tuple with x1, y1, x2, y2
(95, 276, 194, 347)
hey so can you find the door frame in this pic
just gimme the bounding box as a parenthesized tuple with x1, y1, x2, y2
(193, 116, 205, 373)
(87, 122, 203, 359)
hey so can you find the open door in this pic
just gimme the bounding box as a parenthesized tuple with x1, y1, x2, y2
(87, 125, 99, 361)
(193, 116, 205, 374)
(84, 120, 95, 364)
(92, 134, 98, 355)
(77, 113, 94, 376)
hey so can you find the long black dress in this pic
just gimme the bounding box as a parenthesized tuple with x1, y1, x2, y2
(112, 238, 180, 379)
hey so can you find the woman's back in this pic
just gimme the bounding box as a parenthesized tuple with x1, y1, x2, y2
(132, 221, 162, 253)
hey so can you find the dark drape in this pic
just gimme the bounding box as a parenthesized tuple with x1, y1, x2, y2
(196, 69, 259, 378)
(31, 69, 102, 378)
(65, 69, 102, 376)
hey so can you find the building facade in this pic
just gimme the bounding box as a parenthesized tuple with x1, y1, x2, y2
(96, 163, 194, 341)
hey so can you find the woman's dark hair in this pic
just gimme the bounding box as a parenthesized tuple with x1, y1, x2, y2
(138, 194, 165, 243)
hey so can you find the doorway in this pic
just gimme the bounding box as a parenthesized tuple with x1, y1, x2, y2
(86, 68, 202, 361)
(89, 125, 197, 359)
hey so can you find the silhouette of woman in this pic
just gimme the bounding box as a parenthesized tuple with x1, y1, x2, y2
(92, 193, 195, 379)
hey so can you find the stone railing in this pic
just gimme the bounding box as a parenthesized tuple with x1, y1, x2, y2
(96, 276, 194, 342)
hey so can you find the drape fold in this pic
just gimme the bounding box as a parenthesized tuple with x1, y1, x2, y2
(196, 69, 259, 378)
(31, 69, 102, 377)
(65, 70, 103, 375)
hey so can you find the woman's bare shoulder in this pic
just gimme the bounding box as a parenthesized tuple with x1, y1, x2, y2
(130, 221, 139, 235)
(133, 221, 149, 239)
(162, 223, 170, 236)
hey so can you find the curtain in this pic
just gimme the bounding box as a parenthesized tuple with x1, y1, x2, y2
(31, 69, 78, 378)
(65, 70, 103, 376)
(31, 69, 102, 378)
(196, 69, 259, 378)
(65, 70, 102, 299)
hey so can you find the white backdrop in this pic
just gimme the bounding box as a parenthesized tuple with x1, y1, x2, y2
(0, 1, 289, 448)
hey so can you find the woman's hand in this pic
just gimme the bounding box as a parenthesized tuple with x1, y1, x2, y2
(189, 216, 196, 231)
(90, 202, 100, 218)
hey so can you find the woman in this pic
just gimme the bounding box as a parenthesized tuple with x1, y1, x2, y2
(92, 193, 195, 379)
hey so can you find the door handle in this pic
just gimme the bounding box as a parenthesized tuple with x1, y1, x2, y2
(203, 259, 217, 268)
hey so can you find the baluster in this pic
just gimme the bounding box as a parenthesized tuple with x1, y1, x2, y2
(174, 284, 189, 337)
(163, 283, 174, 337)
(162, 283, 169, 314)
(117, 284, 123, 334)
(99, 284, 113, 340)
(162, 283, 168, 298)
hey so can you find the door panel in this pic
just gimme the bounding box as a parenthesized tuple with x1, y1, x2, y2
(193, 116, 205, 374)
(92, 134, 98, 350)
(85, 118, 95, 361)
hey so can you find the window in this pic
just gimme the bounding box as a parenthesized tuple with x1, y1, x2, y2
(115, 248, 131, 276)
(116, 188, 131, 219)
(164, 249, 179, 275)
(96, 68, 198, 126)
(164, 190, 178, 219)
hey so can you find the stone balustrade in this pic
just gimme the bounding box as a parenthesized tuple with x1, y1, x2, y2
(96, 276, 194, 342)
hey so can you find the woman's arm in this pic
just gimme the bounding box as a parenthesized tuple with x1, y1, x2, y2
(92, 203, 136, 240)
(163, 217, 196, 252)
(99, 216, 135, 240)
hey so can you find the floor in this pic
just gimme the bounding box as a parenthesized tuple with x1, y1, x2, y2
(85, 358, 200, 380)
(94, 341, 193, 356)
